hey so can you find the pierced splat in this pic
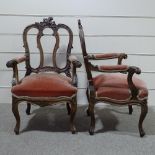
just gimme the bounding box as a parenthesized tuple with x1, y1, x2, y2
(23, 17, 73, 76)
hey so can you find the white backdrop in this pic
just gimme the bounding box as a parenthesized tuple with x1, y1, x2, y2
(0, 0, 155, 105)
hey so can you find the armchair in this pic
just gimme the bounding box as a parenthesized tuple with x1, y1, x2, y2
(78, 20, 148, 137)
(6, 17, 81, 135)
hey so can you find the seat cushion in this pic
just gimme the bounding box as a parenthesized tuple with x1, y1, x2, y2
(93, 73, 148, 101)
(12, 73, 77, 97)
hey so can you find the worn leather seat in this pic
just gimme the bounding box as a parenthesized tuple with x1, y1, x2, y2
(93, 73, 148, 101)
(12, 73, 77, 97)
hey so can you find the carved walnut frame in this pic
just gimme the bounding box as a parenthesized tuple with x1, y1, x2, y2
(78, 20, 148, 137)
(6, 17, 81, 135)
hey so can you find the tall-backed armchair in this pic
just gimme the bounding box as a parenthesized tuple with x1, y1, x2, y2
(78, 20, 148, 137)
(6, 17, 81, 135)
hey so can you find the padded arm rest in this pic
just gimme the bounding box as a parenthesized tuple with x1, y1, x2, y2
(87, 53, 127, 65)
(6, 56, 26, 68)
(88, 53, 127, 59)
(98, 65, 129, 72)
(91, 64, 141, 74)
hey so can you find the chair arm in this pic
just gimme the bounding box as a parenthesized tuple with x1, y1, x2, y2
(6, 56, 26, 68)
(6, 56, 26, 86)
(90, 64, 129, 73)
(69, 56, 82, 87)
(90, 63, 141, 99)
(87, 53, 127, 64)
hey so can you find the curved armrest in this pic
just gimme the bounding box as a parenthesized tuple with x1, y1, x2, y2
(69, 56, 82, 87)
(6, 56, 26, 68)
(6, 56, 26, 86)
(87, 53, 127, 65)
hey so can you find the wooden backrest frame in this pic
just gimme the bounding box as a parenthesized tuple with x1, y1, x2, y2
(23, 17, 73, 77)
(78, 20, 93, 81)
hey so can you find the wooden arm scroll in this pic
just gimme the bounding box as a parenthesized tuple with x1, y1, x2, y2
(6, 56, 26, 68)
(6, 56, 26, 86)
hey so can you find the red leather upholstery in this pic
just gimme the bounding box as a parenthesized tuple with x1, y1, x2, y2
(93, 73, 148, 101)
(12, 73, 77, 97)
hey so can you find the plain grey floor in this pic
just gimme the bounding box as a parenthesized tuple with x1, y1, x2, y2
(0, 103, 155, 155)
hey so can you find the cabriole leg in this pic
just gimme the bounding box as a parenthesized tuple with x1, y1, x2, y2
(70, 97, 77, 134)
(66, 102, 71, 115)
(86, 88, 90, 116)
(12, 96, 20, 135)
(139, 100, 148, 137)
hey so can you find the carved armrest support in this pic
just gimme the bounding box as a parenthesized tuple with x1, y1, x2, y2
(87, 53, 127, 64)
(6, 56, 26, 86)
(69, 56, 82, 87)
(127, 66, 141, 99)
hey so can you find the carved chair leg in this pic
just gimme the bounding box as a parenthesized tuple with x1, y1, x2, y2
(86, 88, 91, 116)
(86, 88, 90, 102)
(70, 98, 77, 134)
(128, 105, 133, 115)
(89, 102, 95, 135)
(12, 96, 20, 135)
(26, 103, 31, 115)
(139, 100, 148, 137)
(66, 102, 71, 115)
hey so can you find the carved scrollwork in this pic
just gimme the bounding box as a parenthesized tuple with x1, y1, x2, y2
(35, 17, 57, 34)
